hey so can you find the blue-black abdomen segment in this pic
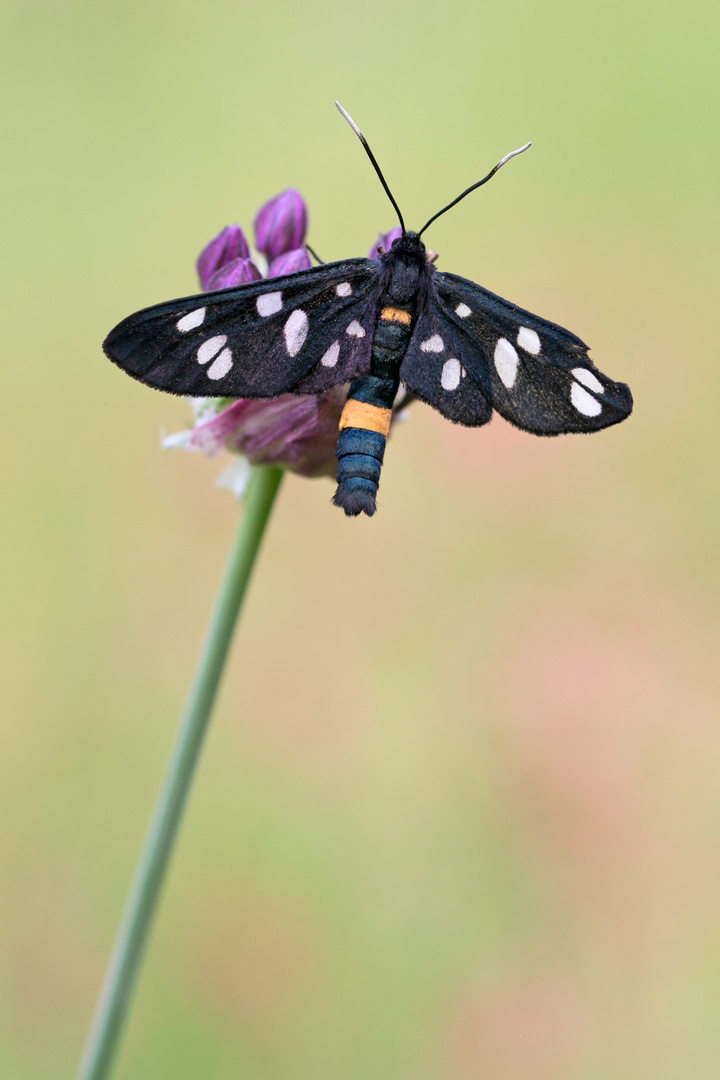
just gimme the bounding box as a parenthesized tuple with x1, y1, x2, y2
(333, 308, 413, 517)
(334, 428, 386, 515)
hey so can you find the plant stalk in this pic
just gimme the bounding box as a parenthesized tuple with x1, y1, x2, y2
(76, 464, 284, 1080)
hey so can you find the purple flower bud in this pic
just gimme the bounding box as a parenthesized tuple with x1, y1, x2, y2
(268, 247, 312, 278)
(368, 226, 403, 259)
(207, 257, 262, 291)
(254, 188, 308, 259)
(197, 225, 250, 290)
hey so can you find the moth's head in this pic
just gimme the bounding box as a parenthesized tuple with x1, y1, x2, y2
(384, 231, 431, 303)
(391, 231, 426, 259)
(390, 231, 438, 265)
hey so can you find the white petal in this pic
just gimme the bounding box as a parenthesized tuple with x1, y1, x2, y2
(189, 396, 214, 420)
(162, 429, 196, 450)
(215, 456, 252, 498)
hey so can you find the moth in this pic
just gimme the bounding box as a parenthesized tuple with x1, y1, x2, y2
(104, 103, 633, 517)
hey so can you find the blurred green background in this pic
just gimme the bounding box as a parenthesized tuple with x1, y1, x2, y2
(1, 0, 719, 1077)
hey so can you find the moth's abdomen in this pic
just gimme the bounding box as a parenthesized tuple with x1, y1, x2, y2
(332, 306, 412, 517)
(330, 406, 388, 520)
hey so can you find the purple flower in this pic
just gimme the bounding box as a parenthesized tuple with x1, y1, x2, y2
(207, 257, 262, 291)
(254, 188, 308, 260)
(268, 247, 312, 278)
(368, 226, 403, 259)
(183, 388, 346, 478)
(197, 225, 250, 291)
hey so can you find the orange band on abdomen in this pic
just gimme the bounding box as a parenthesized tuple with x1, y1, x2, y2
(380, 306, 412, 325)
(339, 399, 392, 436)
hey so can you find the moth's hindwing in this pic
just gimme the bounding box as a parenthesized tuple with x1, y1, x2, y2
(398, 307, 492, 427)
(407, 272, 633, 434)
(103, 259, 381, 398)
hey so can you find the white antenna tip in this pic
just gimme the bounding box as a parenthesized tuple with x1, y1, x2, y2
(497, 141, 533, 169)
(335, 101, 363, 139)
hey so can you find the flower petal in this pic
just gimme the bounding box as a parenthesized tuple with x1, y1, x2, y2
(162, 429, 196, 450)
(187, 399, 254, 457)
(207, 257, 262, 291)
(254, 189, 308, 259)
(215, 456, 252, 499)
(197, 225, 250, 290)
(268, 247, 312, 278)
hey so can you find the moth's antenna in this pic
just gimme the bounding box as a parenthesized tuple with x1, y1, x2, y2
(335, 102, 406, 234)
(418, 142, 532, 237)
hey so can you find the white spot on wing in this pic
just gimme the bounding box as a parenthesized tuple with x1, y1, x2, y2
(455, 303, 472, 318)
(336, 283, 352, 297)
(494, 338, 519, 388)
(421, 334, 444, 353)
(197, 335, 227, 364)
(441, 358, 461, 391)
(571, 382, 602, 416)
(321, 340, 340, 367)
(284, 309, 309, 356)
(517, 326, 541, 354)
(177, 308, 206, 332)
(572, 367, 604, 394)
(256, 291, 282, 316)
(345, 320, 365, 337)
(207, 348, 233, 380)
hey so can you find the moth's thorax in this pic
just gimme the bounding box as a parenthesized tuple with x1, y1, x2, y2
(382, 231, 434, 305)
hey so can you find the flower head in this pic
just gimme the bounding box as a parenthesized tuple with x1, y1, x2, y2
(254, 188, 308, 260)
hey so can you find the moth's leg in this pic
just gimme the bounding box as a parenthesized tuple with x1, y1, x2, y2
(332, 307, 412, 517)
(305, 244, 325, 265)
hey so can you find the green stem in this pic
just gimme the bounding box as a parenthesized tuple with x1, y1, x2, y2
(76, 464, 284, 1080)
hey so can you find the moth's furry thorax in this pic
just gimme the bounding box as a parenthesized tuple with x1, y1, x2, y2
(381, 231, 434, 306)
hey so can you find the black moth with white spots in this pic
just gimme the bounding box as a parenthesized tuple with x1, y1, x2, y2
(104, 234, 632, 428)
(104, 109, 632, 517)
